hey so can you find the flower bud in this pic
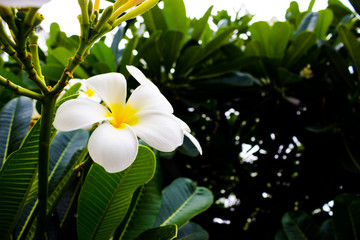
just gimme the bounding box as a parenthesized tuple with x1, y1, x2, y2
(113, 0, 159, 26)
(93, 5, 114, 33)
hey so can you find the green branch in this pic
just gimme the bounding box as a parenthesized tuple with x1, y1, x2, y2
(0, 75, 44, 101)
(35, 96, 56, 239)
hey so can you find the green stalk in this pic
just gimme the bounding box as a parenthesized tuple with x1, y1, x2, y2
(35, 95, 57, 239)
(51, 41, 89, 95)
(0, 75, 44, 100)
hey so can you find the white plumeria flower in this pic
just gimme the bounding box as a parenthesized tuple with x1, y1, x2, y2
(0, 0, 50, 8)
(53, 66, 202, 173)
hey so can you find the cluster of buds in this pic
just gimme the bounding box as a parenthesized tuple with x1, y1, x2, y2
(78, 0, 159, 42)
(0, 4, 44, 44)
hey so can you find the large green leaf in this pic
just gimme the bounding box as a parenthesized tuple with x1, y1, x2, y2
(174, 45, 205, 77)
(269, 21, 292, 58)
(134, 225, 177, 240)
(114, 159, 162, 240)
(281, 211, 327, 240)
(284, 31, 317, 68)
(162, 0, 187, 35)
(0, 97, 33, 167)
(192, 56, 258, 79)
(176, 222, 209, 240)
(0, 119, 43, 239)
(314, 9, 333, 40)
(338, 25, 360, 76)
(333, 194, 360, 239)
(249, 21, 271, 57)
(88, 41, 117, 73)
(142, 5, 168, 35)
(19, 149, 90, 240)
(48, 130, 89, 194)
(155, 178, 213, 229)
(294, 12, 318, 36)
(77, 145, 156, 240)
(159, 31, 184, 72)
(191, 6, 213, 41)
(119, 35, 140, 74)
(46, 47, 89, 79)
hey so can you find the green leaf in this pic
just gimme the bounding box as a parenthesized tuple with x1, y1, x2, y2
(77, 145, 156, 240)
(119, 35, 140, 74)
(269, 22, 292, 58)
(159, 31, 184, 72)
(89, 41, 117, 73)
(294, 12, 318, 37)
(314, 9, 333, 40)
(338, 25, 360, 76)
(155, 178, 213, 229)
(162, 0, 187, 35)
(178, 134, 201, 157)
(286, 1, 301, 26)
(18, 136, 89, 240)
(176, 222, 209, 240)
(284, 31, 317, 68)
(134, 225, 177, 240)
(46, 23, 79, 53)
(323, 44, 353, 89)
(0, 118, 54, 239)
(114, 159, 162, 240)
(111, 25, 126, 64)
(192, 56, 259, 79)
(143, 5, 168, 35)
(249, 21, 271, 57)
(48, 130, 89, 194)
(200, 26, 236, 62)
(281, 211, 327, 240)
(175, 45, 204, 76)
(0, 67, 28, 89)
(41, 64, 65, 82)
(47, 47, 89, 79)
(191, 6, 213, 41)
(0, 97, 32, 167)
(333, 194, 360, 239)
(55, 82, 81, 108)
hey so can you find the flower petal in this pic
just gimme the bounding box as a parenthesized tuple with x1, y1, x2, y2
(85, 72, 127, 110)
(131, 111, 183, 152)
(127, 85, 173, 114)
(126, 65, 158, 88)
(184, 131, 203, 155)
(174, 117, 191, 132)
(173, 117, 202, 154)
(88, 123, 139, 173)
(0, 0, 50, 7)
(53, 98, 110, 132)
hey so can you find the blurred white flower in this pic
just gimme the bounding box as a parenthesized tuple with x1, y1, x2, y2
(0, 0, 51, 8)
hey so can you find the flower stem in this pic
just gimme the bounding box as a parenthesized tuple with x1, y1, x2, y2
(0, 75, 44, 101)
(35, 95, 57, 239)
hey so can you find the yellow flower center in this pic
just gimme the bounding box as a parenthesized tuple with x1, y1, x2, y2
(84, 88, 95, 97)
(108, 103, 138, 129)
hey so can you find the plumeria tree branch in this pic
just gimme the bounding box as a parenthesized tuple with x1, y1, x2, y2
(0, 74, 44, 100)
(0, 1, 163, 239)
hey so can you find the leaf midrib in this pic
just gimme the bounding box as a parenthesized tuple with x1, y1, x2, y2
(160, 189, 197, 227)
